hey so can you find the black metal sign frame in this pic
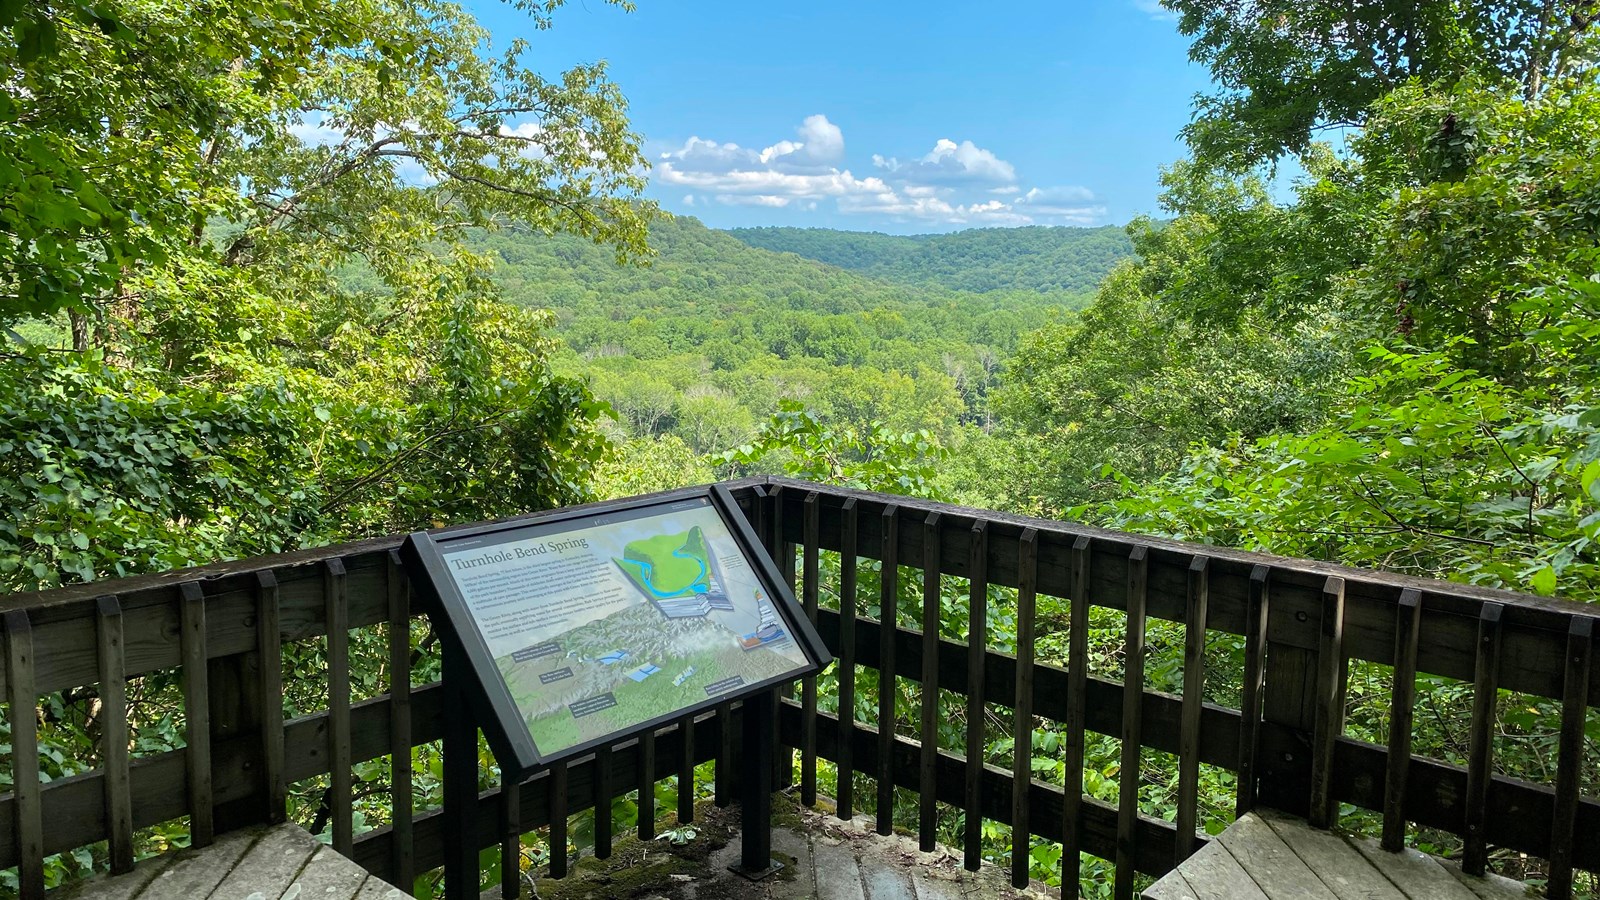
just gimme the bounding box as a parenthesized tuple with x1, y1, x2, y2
(402, 483, 830, 779)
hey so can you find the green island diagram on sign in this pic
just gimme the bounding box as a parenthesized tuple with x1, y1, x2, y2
(479, 509, 811, 758)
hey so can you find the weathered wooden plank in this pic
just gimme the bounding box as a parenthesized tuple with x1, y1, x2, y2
(1382, 588, 1423, 851)
(963, 520, 989, 873)
(129, 825, 260, 898)
(837, 498, 859, 820)
(383, 553, 412, 887)
(1461, 601, 1503, 875)
(1176, 555, 1210, 864)
(1254, 807, 1406, 900)
(1344, 835, 1479, 900)
(1547, 615, 1593, 900)
(287, 843, 378, 900)
(206, 821, 320, 900)
(1063, 535, 1091, 900)
(5, 609, 44, 898)
(326, 558, 354, 855)
(1310, 576, 1346, 828)
(918, 510, 943, 852)
(1213, 812, 1338, 900)
(1236, 566, 1270, 817)
(876, 503, 900, 837)
(353, 877, 409, 900)
(1142, 865, 1202, 900)
(95, 596, 134, 875)
(1115, 546, 1149, 900)
(1439, 859, 1538, 899)
(1175, 842, 1270, 900)
(1011, 527, 1038, 890)
(257, 571, 287, 826)
(178, 582, 214, 848)
(354, 878, 409, 900)
(801, 490, 820, 808)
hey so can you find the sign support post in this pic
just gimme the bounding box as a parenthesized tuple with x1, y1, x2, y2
(442, 634, 480, 900)
(731, 688, 782, 880)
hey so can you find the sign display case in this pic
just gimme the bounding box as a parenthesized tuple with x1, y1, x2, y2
(402, 484, 830, 778)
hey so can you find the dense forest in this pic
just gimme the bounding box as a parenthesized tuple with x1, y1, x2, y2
(4, 0, 1600, 896)
(725, 224, 1135, 294)
(379, 217, 1129, 496)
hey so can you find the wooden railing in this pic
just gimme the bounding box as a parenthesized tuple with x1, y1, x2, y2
(2, 478, 1597, 899)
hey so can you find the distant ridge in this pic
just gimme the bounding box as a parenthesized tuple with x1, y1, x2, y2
(725, 224, 1134, 294)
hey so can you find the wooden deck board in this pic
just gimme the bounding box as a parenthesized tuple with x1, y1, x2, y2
(1345, 838, 1480, 900)
(1168, 842, 1270, 900)
(1255, 807, 1407, 900)
(1143, 810, 1532, 900)
(279, 844, 376, 899)
(205, 821, 320, 899)
(53, 823, 412, 900)
(1214, 811, 1339, 900)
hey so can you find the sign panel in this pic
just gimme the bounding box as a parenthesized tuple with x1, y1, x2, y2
(404, 486, 828, 774)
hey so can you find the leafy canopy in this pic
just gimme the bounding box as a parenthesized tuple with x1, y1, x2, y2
(1167, 0, 1600, 167)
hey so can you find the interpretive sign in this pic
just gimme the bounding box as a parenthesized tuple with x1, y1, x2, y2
(402, 485, 829, 775)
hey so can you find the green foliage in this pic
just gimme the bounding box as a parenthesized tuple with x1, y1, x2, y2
(1, 0, 647, 588)
(719, 400, 948, 497)
(0, 351, 319, 587)
(1168, 0, 1600, 168)
(726, 224, 1133, 295)
(974, 226, 1347, 512)
(1094, 344, 1600, 598)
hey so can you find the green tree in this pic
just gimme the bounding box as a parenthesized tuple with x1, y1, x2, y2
(1, 0, 654, 588)
(1168, 0, 1600, 167)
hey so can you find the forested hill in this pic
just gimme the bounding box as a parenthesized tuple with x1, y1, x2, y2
(724, 224, 1135, 293)
(430, 214, 1112, 472)
(463, 214, 1094, 363)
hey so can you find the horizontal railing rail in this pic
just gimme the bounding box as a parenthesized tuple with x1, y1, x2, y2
(1, 477, 1596, 899)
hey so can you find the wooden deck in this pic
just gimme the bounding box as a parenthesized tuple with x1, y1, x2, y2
(1143, 809, 1531, 900)
(52, 823, 412, 900)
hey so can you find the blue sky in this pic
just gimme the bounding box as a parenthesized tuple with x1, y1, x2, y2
(464, 0, 1215, 233)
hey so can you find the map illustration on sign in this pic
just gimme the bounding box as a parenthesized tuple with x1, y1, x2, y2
(435, 499, 811, 758)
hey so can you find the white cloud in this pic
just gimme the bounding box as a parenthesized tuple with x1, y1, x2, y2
(873, 138, 1017, 185)
(715, 194, 792, 207)
(288, 116, 346, 147)
(654, 117, 1104, 228)
(1013, 186, 1107, 224)
(757, 114, 844, 170)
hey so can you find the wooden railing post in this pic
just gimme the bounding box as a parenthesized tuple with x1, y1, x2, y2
(207, 648, 266, 834)
(1255, 590, 1319, 819)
